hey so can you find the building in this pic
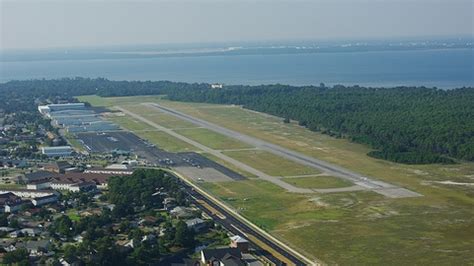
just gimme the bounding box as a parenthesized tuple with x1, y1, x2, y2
(31, 194, 58, 206)
(22, 171, 54, 184)
(83, 167, 133, 176)
(51, 180, 97, 192)
(38, 103, 85, 115)
(229, 235, 249, 253)
(186, 218, 208, 232)
(43, 161, 72, 173)
(41, 146, 73, 157)
(26, 179, 52, 190)
(211, 83, 224, 89)
(201, 248, 244, 266)
(0, 193, 24, 213)
(50, 172, 113, 189)
(0, 188, 58, 199)
(10, 228, 42, 238)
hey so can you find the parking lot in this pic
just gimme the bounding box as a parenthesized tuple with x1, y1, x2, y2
(76, 131, 245, 182)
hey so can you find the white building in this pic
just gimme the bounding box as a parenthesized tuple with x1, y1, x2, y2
(50, 181, 97, 192)
(26, 180, 52, 190)
(0, 189, 57, 199)
(38, 103, 85, 115)
(31, 195, 58, 206)
(41, 146, 73, 157)
(211, 83, 223, 89)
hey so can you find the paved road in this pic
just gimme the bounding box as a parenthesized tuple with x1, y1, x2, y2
(145, 103, 421, 198)
(176, 173, 314, 266)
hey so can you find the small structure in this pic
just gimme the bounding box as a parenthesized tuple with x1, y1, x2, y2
(230, 235, 249, 253)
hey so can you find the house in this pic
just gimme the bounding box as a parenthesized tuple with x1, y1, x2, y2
(31, 194, 58, 207)
(0, 193, 24, 213)
(170, 206, 195, 219)
(201, 248, 245, 266)
(44, 161, 71, 173)
(10, 228, 42, 238)
(186, 218, 208, 232)
(16, 240, 51, 256)
(229, 235, 249, 253)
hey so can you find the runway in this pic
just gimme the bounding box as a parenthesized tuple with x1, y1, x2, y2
(145, 103, 421, 198)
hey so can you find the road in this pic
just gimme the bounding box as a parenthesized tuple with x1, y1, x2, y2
(145, 103, 422, 198)
(172, 170, 317, 266)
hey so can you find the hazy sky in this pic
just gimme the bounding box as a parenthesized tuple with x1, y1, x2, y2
(1, 0, 472, 50)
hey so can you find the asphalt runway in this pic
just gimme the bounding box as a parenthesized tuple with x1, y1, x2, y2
(145, 103, 422, 198)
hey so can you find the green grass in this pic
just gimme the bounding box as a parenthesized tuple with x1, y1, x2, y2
(134, 130, 198, 153)
(108, 115, 155, 131)
(66, 210, 81, 222)
(222, 149, 321, 176)
(175, 128, 253, 150)
(122, 105, 198, 129)
(281, 176, 353, 189)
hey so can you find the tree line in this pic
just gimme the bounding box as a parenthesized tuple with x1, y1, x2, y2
(1, 78, 473, 164)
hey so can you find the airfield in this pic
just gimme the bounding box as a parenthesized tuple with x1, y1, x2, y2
(77, 95, 474, 265)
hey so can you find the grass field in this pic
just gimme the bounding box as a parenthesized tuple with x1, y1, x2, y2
(134, 130, 197, 152)
(223, 149, 321, 177)
(78, 95, 474, 264)
(281, 175, 353, 189)
(175, 128, 253, 150)
(108, 115, 155, 131)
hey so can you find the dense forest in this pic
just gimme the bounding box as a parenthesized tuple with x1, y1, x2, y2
(1, 78, 473, 164)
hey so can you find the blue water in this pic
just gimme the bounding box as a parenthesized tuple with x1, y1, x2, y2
(1, 48, 473, 88)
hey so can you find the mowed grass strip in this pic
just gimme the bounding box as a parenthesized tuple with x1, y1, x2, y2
(134, 131, 198, 153)
(281, 176, 353, 189)
(108, 115, 155, 131)
(222, 149, 320, 177)
(175, 128, 253, 150)
(124, 105, 198, 129)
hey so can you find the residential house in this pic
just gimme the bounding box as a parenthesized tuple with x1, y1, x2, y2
(186, 218, 208, 232)
(229, 235, 249, 253)
(201, 248, 245, 266)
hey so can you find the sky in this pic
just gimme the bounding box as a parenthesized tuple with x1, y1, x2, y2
(0, 0, 472, 50)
